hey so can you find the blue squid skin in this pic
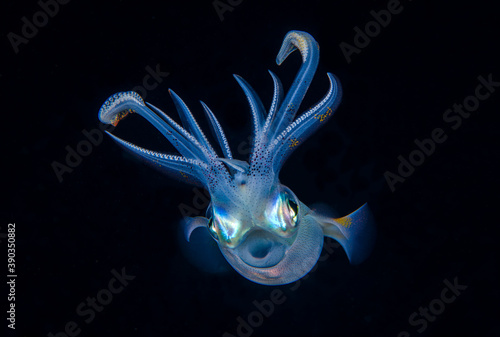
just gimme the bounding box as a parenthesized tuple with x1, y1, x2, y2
(98, 31, 376, 285)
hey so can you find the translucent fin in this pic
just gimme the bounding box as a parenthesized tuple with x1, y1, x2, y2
(312, 203, 376, 265)
(178, 218, 231, 274)
(182, 216, 209, 242)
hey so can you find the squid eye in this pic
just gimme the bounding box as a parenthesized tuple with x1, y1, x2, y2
(207, 217, 219, 241)
(265, 186, 300, 236)
(287, 198, 299, 224)
(206, 203, 219, 241)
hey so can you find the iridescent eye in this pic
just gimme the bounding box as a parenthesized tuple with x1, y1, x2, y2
(206, 203, 219, 241)
(287, 198, 299, 224)
(265, 186, 300, 237)
(207, 217, 219, 241)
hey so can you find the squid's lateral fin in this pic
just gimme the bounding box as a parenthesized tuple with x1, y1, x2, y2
(182, 217, 209, 242)
(312, 203, 376, 265)
(217, 158, 250, 173)
(178, 217, 231, 275)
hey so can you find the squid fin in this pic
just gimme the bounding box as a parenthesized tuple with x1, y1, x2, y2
(178, 217, 230, 274)
(182, 217, 208, 242)
(312, 203, 376, 265)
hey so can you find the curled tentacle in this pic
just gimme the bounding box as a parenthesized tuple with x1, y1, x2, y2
(100, 91, 207, 160)
(99, 91, 233, 191)
(268, 31, 320, 141)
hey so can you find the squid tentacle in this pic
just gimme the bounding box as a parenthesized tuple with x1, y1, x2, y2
(267, 31, 320, 141)
(99, 91, 233, 190)
(233, 74, 266, 137)
(200, 101, 233, 159)
(261, 70, 284, 141)
(99, 91, 207, 161)
(106, 131, 207, 186)
(143, 101, 211, 160)
(270, 72, 342, 170)
(169, 89, 218, 158)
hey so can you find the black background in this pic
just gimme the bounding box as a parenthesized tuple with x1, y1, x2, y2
(2, 0, 499, 336)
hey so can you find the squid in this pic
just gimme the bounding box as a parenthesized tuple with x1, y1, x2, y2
(98, 30, 375, 285)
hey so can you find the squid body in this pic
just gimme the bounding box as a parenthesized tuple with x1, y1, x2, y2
(98, 30, 375, 285)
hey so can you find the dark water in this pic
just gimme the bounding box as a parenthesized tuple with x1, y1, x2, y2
(2, 0, 499, 336)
